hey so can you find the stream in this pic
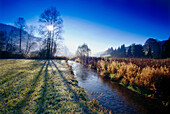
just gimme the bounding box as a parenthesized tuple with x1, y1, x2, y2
(68, 61, 164, 114)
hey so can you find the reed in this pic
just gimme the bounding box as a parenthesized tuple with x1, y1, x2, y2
(81, 57, 170, 107)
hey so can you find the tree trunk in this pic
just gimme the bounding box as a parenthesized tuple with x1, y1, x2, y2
(19, 27, 22, 52)
(47, 31, 51, 59)
(25, 35, 29, 55)
(50, 31, 54, 58)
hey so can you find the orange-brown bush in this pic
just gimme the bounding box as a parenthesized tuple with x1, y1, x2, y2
(109, 58, 170, 69)
(138, 66, 170, 97)
(81, 57, 170, 106)
(124, 63, 140, 85)
(97, 60, 170, 91)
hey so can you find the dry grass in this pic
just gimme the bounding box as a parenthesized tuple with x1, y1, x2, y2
(80, 57, 170, 107)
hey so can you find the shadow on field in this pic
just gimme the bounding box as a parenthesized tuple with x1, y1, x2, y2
(51, 60, 90, 112)
(37, 60, 49, 113)
(0, 61, 42, 86)
(13, 61, 47, 113)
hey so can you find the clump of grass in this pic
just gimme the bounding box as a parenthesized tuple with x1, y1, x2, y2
(87, 98, 108, 113)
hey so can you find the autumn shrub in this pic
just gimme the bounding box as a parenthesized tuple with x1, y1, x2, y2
(116, 62, 127, 80)
(138, 66, 170, 97)
(97, 60, 107, 74)
(109, 58, 170, 69)
(83, 57, 170, 106)
(108, 61, 118, 74)
(124, 63, 140, 85)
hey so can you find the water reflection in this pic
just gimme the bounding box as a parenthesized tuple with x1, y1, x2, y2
(68, 61, 164, 114)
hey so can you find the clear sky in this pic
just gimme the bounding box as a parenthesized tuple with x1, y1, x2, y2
(0, 0, 170, 54)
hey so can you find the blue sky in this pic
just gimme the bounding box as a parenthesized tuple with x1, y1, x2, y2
(0, 0, 170, 54)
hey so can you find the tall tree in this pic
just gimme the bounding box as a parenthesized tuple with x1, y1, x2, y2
(163, 37, 170, 58)
(76, 43, 91, 58)
(144, 38, 160, 58)
(127, 45, 132, 57)
(131, 44, 144, 58)
(0, 31, 7, 51)
(135, 44, 144, 58)
(15, 17, 26, 52)
(39, 7, 63, 58)
(120, 44, 126, 57)
(131, 43, 136, 58)
(146, 46, 152, 58)
(8, 29, 16, 52)
(25, 25, 37, 55)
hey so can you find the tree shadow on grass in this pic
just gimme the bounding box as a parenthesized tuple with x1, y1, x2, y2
(36, 60, 49, 114)
(0, 62, 42, 86)
(12, 61, 47, 113)
(51, 60, 90, 113)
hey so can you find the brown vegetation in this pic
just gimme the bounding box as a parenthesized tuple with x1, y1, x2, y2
(78, 57, 170, 108)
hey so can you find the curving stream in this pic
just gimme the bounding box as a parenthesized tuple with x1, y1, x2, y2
(68, 61, 166, 114)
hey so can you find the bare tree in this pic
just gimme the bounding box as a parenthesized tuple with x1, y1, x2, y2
(76, 43, 91, 64)
(39, 7, 63, 58)
(6, 29, 15, 52)
(76, 43, 91, 58)
(25, 25, 37, 55)
(15, 17, 26, 52)
(0, 31, 7, 51)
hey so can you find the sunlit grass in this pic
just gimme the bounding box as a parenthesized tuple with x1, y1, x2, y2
(0, 59, 106, 113)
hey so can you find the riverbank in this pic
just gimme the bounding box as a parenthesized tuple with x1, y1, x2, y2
(74, 57, 170, 112)
(0, 59, 107, 113)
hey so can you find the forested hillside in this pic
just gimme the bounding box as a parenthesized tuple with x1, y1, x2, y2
(101, 38, 170, 59)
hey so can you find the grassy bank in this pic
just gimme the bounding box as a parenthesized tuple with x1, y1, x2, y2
(76, 57, 170, 109)
(0, 59, 107, 113)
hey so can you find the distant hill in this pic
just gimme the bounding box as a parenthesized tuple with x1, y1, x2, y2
(0, 23, 26, 34)
(92, 51, 105, 57)
(0, 23, 41, 42)
(0, 23, 42, 53)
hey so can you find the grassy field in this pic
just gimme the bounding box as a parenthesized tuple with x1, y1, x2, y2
(0, 59, 106, 113)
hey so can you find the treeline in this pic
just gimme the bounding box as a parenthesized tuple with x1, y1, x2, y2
(0, 7, 63, 59)
(102, 38, 170, 59)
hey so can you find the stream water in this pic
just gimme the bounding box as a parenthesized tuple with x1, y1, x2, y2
(68, 61, 165, 114)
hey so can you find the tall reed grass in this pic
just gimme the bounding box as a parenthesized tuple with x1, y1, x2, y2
(80, 57, 170, 107)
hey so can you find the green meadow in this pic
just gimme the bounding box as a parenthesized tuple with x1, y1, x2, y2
(0, 60, 106, 113)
